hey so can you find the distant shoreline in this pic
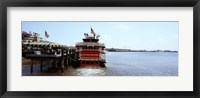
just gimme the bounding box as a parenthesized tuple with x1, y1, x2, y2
(105, 48, 178, 52)
(106, 51, 178, 52)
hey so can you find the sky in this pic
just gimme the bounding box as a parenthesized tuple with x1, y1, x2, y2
(22, 22, 178, 51)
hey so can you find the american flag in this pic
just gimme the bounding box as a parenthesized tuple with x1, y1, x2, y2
(84, 33, 89, 37)
(91, 28, 96, 36)
(45, 31, 49, 38)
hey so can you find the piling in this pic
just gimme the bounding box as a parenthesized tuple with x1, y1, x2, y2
(31, 60, 33, 73)
(40, 60, 43, 71)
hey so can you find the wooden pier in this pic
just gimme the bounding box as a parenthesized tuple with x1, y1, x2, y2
(22, 41, 77, 73)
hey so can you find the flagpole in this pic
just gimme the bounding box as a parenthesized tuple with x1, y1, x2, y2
(90, 26, 96, 38)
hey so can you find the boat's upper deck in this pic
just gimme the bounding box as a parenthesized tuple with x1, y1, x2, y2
(75, 36, 105, 48)
(76, 42, 105, 48)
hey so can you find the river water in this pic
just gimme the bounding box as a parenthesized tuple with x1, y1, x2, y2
(22, 52, 178, 76)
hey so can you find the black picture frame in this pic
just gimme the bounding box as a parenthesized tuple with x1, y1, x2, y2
(0, 0, 199, 98)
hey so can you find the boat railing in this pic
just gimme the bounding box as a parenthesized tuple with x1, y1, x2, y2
(76, 42, 105, 47)
(76, 49, 105, 52)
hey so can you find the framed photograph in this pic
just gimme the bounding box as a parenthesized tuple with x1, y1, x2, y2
(1, 0, 199, 98)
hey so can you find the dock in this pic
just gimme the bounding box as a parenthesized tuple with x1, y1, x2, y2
(22, 40, 77, 73)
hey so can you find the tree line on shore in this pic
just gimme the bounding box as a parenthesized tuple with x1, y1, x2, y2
(105, 48, 178, 52)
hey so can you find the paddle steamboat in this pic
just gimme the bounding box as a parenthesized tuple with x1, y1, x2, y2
(75, 28, 106, 67)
